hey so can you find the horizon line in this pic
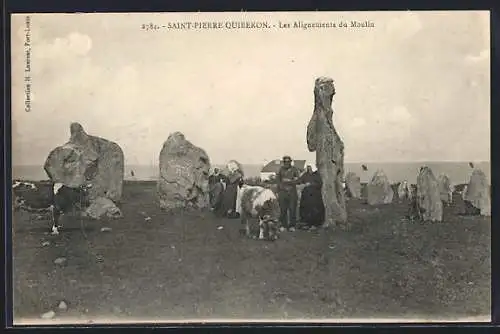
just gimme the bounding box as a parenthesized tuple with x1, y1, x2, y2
(12, 160, 491, 167)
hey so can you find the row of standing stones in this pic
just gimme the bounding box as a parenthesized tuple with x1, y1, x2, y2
(306, 76, 490, 226)
(42, 77, 490, 224)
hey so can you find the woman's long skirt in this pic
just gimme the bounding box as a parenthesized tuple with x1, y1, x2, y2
(220, 183, 239, 217)
(209, 182, 224, 214)
(299, 185, 325, 226)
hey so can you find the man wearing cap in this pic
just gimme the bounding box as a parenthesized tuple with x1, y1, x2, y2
(276, 155, 301, 232)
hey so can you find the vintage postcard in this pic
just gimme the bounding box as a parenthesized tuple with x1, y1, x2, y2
(10, 11, 491, 325)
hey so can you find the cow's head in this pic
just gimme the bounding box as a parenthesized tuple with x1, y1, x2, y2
(259, 214, 280, 241)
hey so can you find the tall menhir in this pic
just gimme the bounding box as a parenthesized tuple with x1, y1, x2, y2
(306, 77, 348, 228)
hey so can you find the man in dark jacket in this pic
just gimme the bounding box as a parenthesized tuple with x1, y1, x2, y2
(276, 155, 301, 232)
(209, 168, 224, 213)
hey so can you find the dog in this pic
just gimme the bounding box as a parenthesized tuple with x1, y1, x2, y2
(12, 180, 92, 235)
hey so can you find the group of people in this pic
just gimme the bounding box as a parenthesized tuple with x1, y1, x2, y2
(208, 160, 244, 219)
(208, 156, 326, 231)
(275, 156, 325, 231)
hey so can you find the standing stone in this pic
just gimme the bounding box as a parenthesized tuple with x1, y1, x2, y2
(158, 132, 211, 211)
(306, 77, 347, 228)
(416, 166, 443, 222)
(437, 174, 453, 205)
(463, 169, 491, 216)
(44, 123, 124, 214)
(367, 170, 394, 205)
(345, 172, 362, 199)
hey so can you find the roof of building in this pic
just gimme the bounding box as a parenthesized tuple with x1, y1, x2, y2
(261, 159, 307, 173)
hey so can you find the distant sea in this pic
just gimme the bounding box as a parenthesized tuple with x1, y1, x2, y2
(12, 162, 490, 185)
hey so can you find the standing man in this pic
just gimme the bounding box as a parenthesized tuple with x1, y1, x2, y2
(276, 155, 301, 232)
(208, 168, 224, 214)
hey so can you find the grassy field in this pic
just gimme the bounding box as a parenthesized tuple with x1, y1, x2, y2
(12, 180, 491, 324)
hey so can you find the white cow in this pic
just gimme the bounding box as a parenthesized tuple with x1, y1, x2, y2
(238, 184, 280, 241)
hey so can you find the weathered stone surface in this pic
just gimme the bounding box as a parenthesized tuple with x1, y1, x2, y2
(464, 169, 491, 216)
(345, 172, 361, 199)
(44, 123, 124, 202)
(83, 197, 123, 219)
(157, 132, 211, 211)
(367, 170, 394, 205)
(437, 174, 453, 205)
(306, 77, 347, 228)
(416, 166, 443, 222)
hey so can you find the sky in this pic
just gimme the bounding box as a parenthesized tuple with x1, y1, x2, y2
(11, 11, 490, 166)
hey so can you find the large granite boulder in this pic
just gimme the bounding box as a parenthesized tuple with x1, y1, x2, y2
(158, 132, 211, 211)
(44, 123, 124, 218)
(345, 172, 361, 199)
(306, 77, 347, 228)
(463, 169, 491, 216)
(416, 166, 443, 222)
(437, 174, 453, 205)
(367, 170, 394, 205)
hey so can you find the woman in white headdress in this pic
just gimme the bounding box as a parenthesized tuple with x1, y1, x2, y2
(298, 163, 325, 230)
(220, 160, 244, 218)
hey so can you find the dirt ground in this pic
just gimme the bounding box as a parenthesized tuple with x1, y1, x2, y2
(12, 181, 491, 323)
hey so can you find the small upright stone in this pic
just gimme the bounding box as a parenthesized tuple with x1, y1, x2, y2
(437, 174, 453, 205)
(367, 170, 394, 205)
(416, 166, 443, 222)
(345, 172, 362, 199)
(463, 169, 491, 216)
